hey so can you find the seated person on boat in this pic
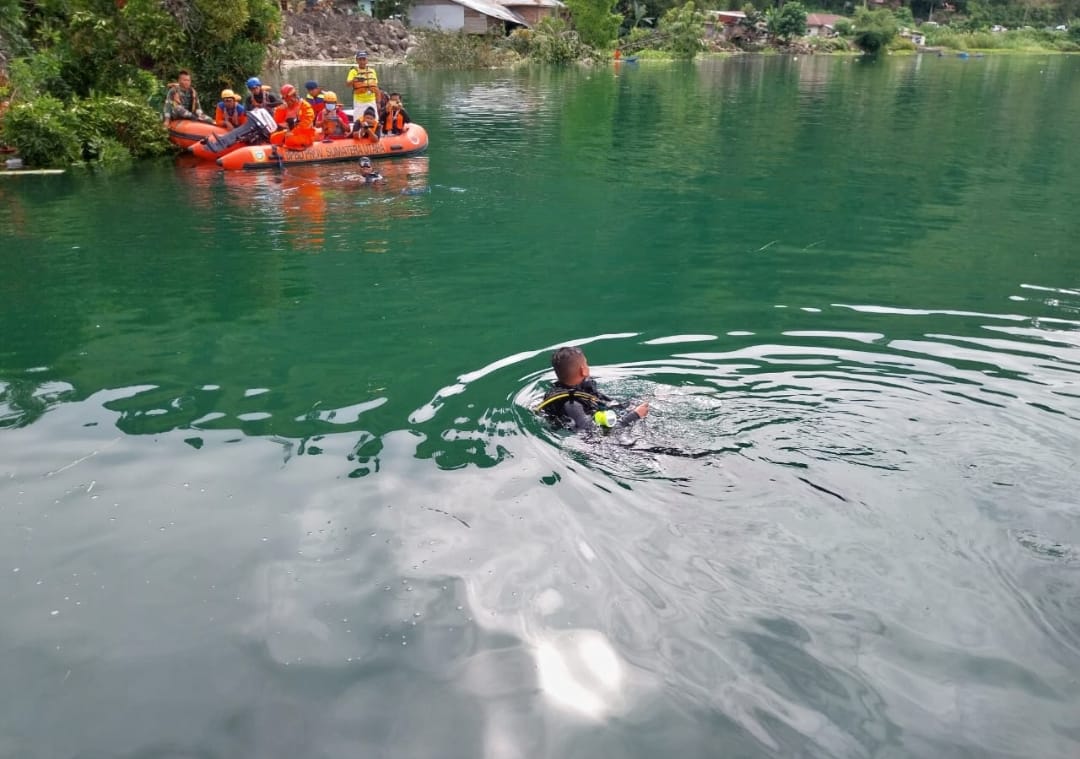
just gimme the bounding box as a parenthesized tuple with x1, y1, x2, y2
(244, 77, 281, 112)
(354, 107, 381, 143)
(381, 93, 410, 136)
(271, 84, 315, 150)
(315, 91, 351, 140)
(164, 70, 212, 123)
(215, 90, 247, 129)
(304, 80, 326, 118)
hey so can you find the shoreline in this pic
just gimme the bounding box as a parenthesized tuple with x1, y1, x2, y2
(272, 47, 1076, 70)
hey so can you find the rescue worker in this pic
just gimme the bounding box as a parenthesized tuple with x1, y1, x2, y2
(535, 347, 649, 433)
(381, 92, 410, 136)
(244, 77, 281, 112)
(304, 80, 326, 118)
(346, 50, 379, 119)
(314, 91, 351, 140)
(357, 156, 383, 184)
(214, 89, 247, 128)
(353, 107, 381, 143)
(271, 84, 315, 150)
(163, 70, 211, 123)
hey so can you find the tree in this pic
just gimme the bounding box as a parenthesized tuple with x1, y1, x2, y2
(565, 0, 622, 48)
(659, 1, 705, 56)
(0, 0, 280, 165)
(852, 8, 897, 53)
(767, 1, 807, 41)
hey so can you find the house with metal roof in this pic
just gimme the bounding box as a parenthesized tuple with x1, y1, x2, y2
(495, 0, 565, 27)
(805, 13, 846, 36)
(410, 0, 529, 33)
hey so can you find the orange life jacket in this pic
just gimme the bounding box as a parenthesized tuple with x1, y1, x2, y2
(382, 108, 404, 134)
(318, 109, 350, 138)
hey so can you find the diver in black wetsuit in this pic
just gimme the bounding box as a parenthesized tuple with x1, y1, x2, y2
(536, 346, 649, 432)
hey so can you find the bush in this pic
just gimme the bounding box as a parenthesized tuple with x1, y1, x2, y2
(3, 95, 83, 167)
(923, 26, 1068, 52)
(76, 95, 171, 159)
(659, 1, 706, 58)
(4, 92, 170, 167)
(507, 28, 534, 56)
(408, 30, 518, 69)
(833, 18, 853, 37)
(7, 47, 68, 100)
(563, 0, 621, 49)
(507, 17, 587, 63)
(767, 1, 807, 41)
(81, 136, 133, 167)
(889, 36, 917, 52)
(808, 35, 850, 52)
(852, 8, 897, 53)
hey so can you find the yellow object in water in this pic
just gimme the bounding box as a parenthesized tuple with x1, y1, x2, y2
(593, 410, 616, 427)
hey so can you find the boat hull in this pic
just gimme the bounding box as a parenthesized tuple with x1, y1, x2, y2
(166, 120, 229, 150)
(216, 124, 429, 170)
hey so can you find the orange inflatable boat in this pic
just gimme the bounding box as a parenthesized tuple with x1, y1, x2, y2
(216, 123, 429, 170)
(166, 119, 228, 150)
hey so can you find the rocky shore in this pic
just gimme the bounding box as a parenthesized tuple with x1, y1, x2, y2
(267, 7, 418, 66)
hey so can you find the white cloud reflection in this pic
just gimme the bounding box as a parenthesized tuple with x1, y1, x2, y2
(534, 629, 624, 721)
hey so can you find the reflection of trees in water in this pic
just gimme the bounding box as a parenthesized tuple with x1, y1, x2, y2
(0, 378, 75, 429)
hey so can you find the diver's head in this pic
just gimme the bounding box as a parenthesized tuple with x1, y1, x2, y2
(551, 346, 589, 385)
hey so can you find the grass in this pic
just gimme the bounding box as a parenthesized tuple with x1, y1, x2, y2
(925, 28, 1079, 53)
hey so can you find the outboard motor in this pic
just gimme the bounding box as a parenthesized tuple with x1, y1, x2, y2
(198, 108, 280, 155)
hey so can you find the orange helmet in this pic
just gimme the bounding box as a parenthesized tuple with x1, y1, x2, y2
(280, 84, 297, 98)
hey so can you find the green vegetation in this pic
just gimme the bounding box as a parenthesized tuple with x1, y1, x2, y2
(4, 93, 171, 168)
(409, 29, 519, 69)
(767, 2, 808, 42)
(852, 8, 899, 54)
(0, 0, 279, 166)
(508, 18, 593, 63)
(565, 0, 622, 48)
(926, 26, 1080, 50)
(659, 1, 706, 57)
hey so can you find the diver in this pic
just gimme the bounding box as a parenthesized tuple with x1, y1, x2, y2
(536, 346, 648, 433)
(357, 156, 383, 184)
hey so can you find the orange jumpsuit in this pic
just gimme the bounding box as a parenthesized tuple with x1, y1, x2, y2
(271, 99, 315, 150)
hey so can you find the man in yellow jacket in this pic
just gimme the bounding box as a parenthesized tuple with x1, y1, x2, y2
(346, 50, 379, 120)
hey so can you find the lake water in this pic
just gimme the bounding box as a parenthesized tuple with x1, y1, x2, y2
(2, 54, 1078, 758)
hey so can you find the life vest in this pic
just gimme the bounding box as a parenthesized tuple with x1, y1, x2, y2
(171, 86, 196, 112)
(535, 379, 610, 422)
(348, 67, 378, 103)
(246, 88, 280, 111)
(382, 108, 405, 134)
(305, 94, 325, 118)
(354, 116, 380, 143)
(274, 99, 314, 131)
(215, 102, 246, 128)
(319, 109, 350, 138)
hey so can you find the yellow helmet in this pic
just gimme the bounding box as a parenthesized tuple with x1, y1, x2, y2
(323, 91, 338, 103)
(220, 89, 238, 100)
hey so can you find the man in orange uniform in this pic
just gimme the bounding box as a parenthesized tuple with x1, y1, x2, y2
(271, 84, 315, 150)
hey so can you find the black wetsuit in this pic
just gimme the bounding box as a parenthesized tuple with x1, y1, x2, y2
(537, 378, 640, 432)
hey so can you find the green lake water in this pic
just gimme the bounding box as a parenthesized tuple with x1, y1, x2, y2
(2, 54, 1079, 758)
